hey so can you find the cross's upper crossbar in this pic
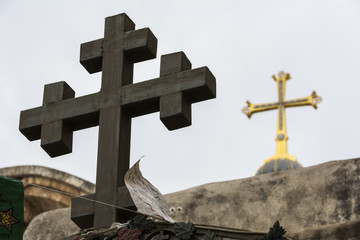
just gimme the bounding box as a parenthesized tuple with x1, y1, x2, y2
(242, 91, 320, 119)
(19, 67, 215, 142)
(80, 28, 157, 74)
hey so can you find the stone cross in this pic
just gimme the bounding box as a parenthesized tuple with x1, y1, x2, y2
(19, 13, 216, 228)
(242, 71, 321, 162)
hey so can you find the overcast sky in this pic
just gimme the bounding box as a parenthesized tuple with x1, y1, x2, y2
(1, 1, 360, 194)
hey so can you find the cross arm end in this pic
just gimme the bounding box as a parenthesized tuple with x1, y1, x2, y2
(242, 101, 278, 118)
(182, 66, 216, 103)
(80, 38, 104, 74)
(19, 107, 43, 141)
(125, 27, 158, 63)
(242, 101, 253, 119)
(311, 91, 322, 109)
(71, 194, 95, 229)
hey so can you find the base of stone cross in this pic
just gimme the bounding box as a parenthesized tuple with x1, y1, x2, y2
(71, 186, 136, 229)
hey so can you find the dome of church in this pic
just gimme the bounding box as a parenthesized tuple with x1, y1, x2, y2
(255, 159, 303, 175)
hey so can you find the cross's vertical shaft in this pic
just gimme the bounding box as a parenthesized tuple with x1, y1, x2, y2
(94, 14, 134, 228)
(274, 72, 290, 156)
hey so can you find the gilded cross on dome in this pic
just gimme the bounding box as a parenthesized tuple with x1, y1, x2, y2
(242, 71, 322, 175)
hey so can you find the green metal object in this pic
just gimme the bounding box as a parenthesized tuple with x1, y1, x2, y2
(0, 175, 24, 240)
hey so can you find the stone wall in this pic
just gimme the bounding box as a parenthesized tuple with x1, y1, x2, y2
(165, 158, 360, 237)
(23, 208, 80, 240)
(2, 159, 360, 239)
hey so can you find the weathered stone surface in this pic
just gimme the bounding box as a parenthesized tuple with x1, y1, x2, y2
(165, 158, 360, 236)
(23, 208, 80, 240)
(0, 165, 95, 229)
(292, 219, 360, 240)
(4, 159, 360, 239)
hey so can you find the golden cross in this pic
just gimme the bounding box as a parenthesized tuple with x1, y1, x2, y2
(242, 71, 321, 170)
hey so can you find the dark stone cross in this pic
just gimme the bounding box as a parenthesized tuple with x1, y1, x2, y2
(19, 13, 216, 228)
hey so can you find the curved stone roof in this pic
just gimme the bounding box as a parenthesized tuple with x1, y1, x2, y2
(0, 165, 95, 194)
(0, 165, 95, 229)
(165, 158, 360, 236)
(255, 159, 303, 175)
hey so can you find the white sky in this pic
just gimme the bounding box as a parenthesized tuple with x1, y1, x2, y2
(1, 1, 360, 194)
